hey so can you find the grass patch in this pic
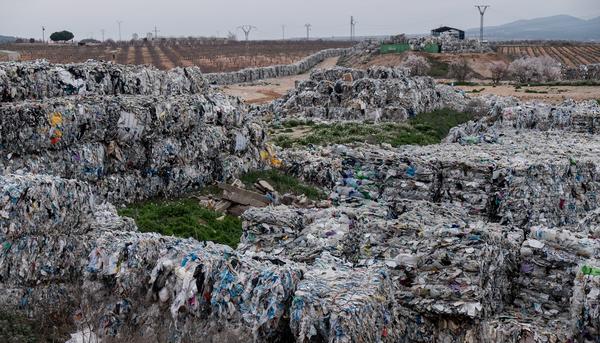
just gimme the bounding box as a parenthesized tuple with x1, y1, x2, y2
(426, 57, 449, 78)
(118, 199, 242, 248)
(240, 169, 325, 200)
(281, 119, 316, 128)
(273, 109, 473, 149)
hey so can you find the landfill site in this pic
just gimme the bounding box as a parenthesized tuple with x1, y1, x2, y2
(1, 32, 600, 343)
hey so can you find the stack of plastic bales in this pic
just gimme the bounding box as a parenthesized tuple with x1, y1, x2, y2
(446, 99, 600, 142)
(0, 60, 206, 102)
(267, 66, 468, 122)
(0, 61, 267, 204)
(204, 48, 350, 85)
(515, 226, 600, 322)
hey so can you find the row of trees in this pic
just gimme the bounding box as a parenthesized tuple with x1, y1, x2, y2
(399, 54, 562, 84)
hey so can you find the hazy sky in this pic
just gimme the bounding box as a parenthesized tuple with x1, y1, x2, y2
(1, 0, 599, 40)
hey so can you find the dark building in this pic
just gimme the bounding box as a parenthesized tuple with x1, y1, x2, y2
(431, 26, 465, 40)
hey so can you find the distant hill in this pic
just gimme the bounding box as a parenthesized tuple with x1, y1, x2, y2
(0, 35, 17, 44)
(466, 15, 600, 41)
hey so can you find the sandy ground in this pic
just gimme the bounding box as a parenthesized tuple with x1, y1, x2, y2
(457, 84, 600, 103)
(220, 56, 339, 104)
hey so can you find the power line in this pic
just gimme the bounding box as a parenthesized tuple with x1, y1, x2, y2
(237, 25, 257, 41)
(304, 23, 312, 41)
(42, 26, 45, 44)
(475, 5, 490, 43)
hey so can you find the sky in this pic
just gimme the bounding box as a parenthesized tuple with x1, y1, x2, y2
(1, 0, 599, 40)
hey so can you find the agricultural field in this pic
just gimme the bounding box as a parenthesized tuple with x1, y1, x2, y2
(496, 44, 600, 66)
(0, 39, 353, 72)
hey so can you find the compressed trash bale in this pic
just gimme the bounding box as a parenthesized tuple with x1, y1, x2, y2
(0, 60, 207, 102)
(570, 260, 600, 340)
(356, 200, 522, 319)
(290, 253, 399, 343)
(240, 202, 389, 262)
(0, 234, 90, 287)
(82, 230, 303, 342)
(478, 312, 572, 343)
(267, 67, 469, 123)
(515, 226, 600, 321)
(0, 173, 95, 239)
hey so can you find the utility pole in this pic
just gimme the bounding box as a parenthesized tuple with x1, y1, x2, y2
(237, 25, 257, 41)
(101, 29, 105, 42)
(117, 20, 123, 41)
(305, 23, 312, 41)
(42, 26, 45, 44)
(154, 26, 159, 40)
(350, 16, 357, 41)
(475, 5, 490, 43)
(282, 25, 286, 40)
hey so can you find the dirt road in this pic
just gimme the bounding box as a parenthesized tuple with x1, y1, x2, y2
(458, 84, 600, 103)
(220, 56, 339, 104)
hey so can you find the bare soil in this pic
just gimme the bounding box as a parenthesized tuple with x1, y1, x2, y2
(220, 56, 340, 104)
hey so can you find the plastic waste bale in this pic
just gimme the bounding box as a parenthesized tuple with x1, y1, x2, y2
(240, 202, 389, 263)
(478, 313, 572, 343)
(570, 260, 600, 341)
(290, 253, 399, 343)
(0, 173, 95, 239)
(82, 231, 303, 342)
(355, 200, 523, 320)
(515, 226, 600, 322)
(0, 60, 208, 102)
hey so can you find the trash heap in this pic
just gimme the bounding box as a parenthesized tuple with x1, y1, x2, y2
(446, 99, 600, 143)
(204, 48, 350, 86)
(562, 63, 600, 80)
(407, 35, 492, 53)
(0, 61, 267, 204)
(267, 66, 468, 122)
(0, 60, 206, 102)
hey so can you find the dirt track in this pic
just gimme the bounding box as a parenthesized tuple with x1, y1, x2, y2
(220, 57, 340, 104)
(458, 84, 600, 103)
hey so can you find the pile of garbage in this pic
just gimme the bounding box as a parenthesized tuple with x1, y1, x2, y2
(280, 127, 600, 228)
(445, 99, 600, 143)
(562, 63, 600, 80)
(266, 66, 468, 122)
(408, 35, 492, 53)
(0, 60, 207, 102)
(0, 61, 267, 204)
(3, 58, 600, 342)
(204, 48, 350, 86)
